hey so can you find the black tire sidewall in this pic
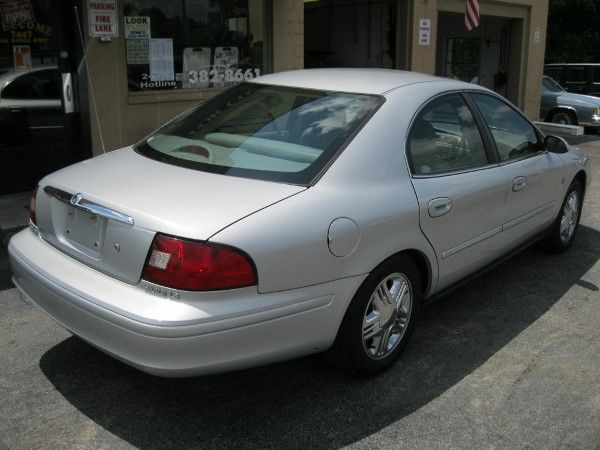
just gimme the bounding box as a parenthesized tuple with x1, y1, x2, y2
(551, 110, 576, 126)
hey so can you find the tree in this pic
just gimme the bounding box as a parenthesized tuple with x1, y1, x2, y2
(546, 0, 600, 63)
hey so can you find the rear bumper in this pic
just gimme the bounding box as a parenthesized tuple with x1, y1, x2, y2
(8, 229, 364, 377)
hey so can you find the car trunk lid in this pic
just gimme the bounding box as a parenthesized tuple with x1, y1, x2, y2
(34, 147, 305, 283)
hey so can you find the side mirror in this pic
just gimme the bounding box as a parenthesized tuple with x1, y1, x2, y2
(544, 135, 569, 154)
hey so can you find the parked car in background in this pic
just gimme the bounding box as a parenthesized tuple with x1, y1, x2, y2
(0, 66, 63, 147)
(540, 75, 600, 127)
(9, 69, 589, 378)
(544, 63, 600, 98)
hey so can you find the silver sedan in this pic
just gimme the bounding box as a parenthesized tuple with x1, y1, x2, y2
(9, 69, 590, 377)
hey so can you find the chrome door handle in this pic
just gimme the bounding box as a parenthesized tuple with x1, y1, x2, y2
(512, 176, 527, 192)
(428, 197, 452, 218)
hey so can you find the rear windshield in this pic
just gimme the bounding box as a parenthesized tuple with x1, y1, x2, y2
(135, 83, 382, 185)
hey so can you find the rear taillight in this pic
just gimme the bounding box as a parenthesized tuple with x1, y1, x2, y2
(142, 234, 257, 291)
(29, 185, 39, 226)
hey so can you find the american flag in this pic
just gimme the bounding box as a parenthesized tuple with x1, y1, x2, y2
(465, 0, 480, 31)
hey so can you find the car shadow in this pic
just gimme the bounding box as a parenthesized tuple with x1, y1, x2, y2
(39, 225, 600, 449)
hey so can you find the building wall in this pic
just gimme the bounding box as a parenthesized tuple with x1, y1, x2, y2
(84, 0, 303, 155)
(410, 0, 548, 118)
(272, 0, 304, 72)
(84, 0, 547, 155)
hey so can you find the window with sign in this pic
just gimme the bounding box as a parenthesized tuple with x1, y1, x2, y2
(123, 0, 268, 92)
(0, 0, 57, 71)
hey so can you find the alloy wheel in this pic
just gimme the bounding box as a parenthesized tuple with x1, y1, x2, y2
(552, 112, 573, 125)
(560, 191, 579, 243)
(362, 273, 412, 360)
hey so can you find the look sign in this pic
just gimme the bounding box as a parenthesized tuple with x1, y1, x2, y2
(88, 0, 118, 37)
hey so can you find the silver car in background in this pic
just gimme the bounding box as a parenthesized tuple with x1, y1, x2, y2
(540, 75, 600, 127)
(9, 69, 589, 377)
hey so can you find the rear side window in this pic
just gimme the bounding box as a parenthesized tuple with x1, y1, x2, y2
(593, 67, 600, 84)
(135, 83, 382, 185)
(470, 93, 540, 161)
(1, 69, 60, 100)
(407, 94, 488, 175)
(564, 66, 588, 84)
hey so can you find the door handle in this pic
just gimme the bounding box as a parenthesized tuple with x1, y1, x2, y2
(512, 176, 527, 192)
(428, 197, 452, 218)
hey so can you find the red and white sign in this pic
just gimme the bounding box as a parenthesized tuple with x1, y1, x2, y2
(88, 0, 118, 37)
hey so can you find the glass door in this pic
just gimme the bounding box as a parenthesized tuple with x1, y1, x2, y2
(0, 0, 88, 194)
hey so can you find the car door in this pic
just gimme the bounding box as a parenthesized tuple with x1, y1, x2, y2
(469, 93, 565, 246)
(407, 93, 510, 291)
(0, 69, 63, 146)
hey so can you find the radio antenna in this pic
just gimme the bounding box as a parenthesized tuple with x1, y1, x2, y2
(74, 5, 106, 154)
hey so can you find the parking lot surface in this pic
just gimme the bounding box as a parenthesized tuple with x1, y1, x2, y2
(1, 141, 599, 449)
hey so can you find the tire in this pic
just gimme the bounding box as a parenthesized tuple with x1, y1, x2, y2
(549, 109, 577, 126)
(543, 179, 583, 253)
(328, 255, 421, 377)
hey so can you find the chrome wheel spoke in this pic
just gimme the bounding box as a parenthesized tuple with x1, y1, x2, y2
(393, 282, 408, 315)
(362, 310, 382, 340)
(376, 284, 392, 303)
(375, 326, 392, 356)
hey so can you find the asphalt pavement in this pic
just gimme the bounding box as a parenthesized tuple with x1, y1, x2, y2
(1, 140, 599, 449)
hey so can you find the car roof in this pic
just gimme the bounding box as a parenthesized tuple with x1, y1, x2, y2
(251, 68, 450, 95)
(0, 65, 57, 87)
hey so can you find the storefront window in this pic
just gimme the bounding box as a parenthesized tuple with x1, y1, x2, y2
(0, 0, 57, 71)
(123, 0, 267, 92)
(304, 0, 396, 69)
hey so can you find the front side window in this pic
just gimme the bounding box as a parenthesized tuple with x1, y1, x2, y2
(470, 93, 540, 161)
(407, 94, 488, 175)
(135, 83, 382, 185)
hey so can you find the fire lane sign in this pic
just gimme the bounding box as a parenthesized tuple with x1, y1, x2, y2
(88, 0, 118, 38)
